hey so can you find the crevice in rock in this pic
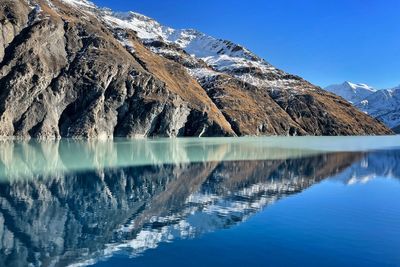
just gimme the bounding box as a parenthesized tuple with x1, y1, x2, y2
(27, 117, 45, 137)
(0, 20, 39, 69)
(146, 103, 167, 137)
(0, 63, 30, 115)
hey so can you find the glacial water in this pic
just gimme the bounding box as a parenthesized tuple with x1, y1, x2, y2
(0, 136, 399, 267)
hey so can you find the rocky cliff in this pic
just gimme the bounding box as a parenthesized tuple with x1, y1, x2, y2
(0, 0, 392, 138)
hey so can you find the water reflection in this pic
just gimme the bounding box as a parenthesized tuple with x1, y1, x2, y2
(0, 138, 399, 267)
(0, 136, 399, 181)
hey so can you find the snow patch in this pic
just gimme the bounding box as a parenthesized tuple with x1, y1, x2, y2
(326, 82, 400, 129)
(100, 10, 283, 88)
(60, 0, 96, 8)
(325, 81, 377, 104)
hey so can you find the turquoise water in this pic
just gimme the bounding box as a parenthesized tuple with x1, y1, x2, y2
(0, 136, 399, 267)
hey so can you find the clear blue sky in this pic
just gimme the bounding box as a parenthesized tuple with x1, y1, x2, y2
(92, 0, 400, 89)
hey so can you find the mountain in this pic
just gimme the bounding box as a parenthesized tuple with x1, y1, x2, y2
(357, 87, 400, 130)
(324, 81, 377, 104)
(325, 82, 400, 132)
(0, 0, 391, 139)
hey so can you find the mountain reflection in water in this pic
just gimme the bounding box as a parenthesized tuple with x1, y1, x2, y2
(0, 137, 399, 267)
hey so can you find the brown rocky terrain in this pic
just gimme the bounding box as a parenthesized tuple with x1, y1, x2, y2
(0, 0, 393, 138)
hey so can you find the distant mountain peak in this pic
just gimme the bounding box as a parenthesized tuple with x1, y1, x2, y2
(325, 81, 376, 104)
(325, 82, 400, 130)
(342, 81, 376, 91)
(60, 0, 96, 8)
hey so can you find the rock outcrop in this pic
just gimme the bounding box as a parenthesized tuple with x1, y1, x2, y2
(0, 0, 392, 139)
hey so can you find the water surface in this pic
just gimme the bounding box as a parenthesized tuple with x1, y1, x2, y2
(0, 136, 399, 267)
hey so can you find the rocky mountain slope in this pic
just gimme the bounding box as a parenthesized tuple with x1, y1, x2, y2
(325, 82, 400, 133)
(0, 0, 392, 139)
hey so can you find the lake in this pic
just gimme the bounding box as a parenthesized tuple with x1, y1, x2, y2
(0, 136, 399, 267)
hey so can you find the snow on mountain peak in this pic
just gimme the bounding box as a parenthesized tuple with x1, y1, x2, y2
(343, 81, 376, 92)
(60, 0, 96, 8)
(103, 10, 172, 40)
(48, 0, 287, 88)
(99, 7, 281, 87)
(325, 81, 376, 104)
(356, 86, 400, 128)
(326, 82, 400, 130)
(103, 10, 269, 62)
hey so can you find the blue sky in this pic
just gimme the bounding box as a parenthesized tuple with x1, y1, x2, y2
(92, 0, 400, 89)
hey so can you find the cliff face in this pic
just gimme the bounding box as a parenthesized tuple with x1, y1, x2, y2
(0, 0, 392, 139)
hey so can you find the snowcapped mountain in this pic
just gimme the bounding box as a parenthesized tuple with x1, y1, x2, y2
(60, 0, 95, 8)
(61, 1, 277, 85)
(101, 10, 284, 88)
(357, 86, 400, 130)
(0, 0, 391, 138)
(324, 81, 377, 104)
(325, 82, 400, 132)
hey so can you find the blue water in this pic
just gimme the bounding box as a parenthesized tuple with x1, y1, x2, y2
(93, 178, 400, 267)
(0, 137, 399, 267)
